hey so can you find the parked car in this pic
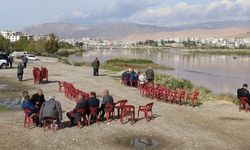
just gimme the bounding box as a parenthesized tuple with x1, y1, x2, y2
(0, 53, 9, 66)
(0, 59, 7, 69)
(25, 54, 39, 60)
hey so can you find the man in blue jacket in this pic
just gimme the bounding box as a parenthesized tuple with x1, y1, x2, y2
(21, 95, 39, 126)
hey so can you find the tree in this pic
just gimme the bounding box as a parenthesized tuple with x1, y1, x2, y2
(45, 33, 59, 55)
(0, 34, 10, 52)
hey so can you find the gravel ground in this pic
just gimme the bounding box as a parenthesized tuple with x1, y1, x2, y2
(0, 57, 250, 150)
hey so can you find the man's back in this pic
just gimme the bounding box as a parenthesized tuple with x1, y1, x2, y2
(73, 100, 87, 112)
(145, 68, 154, 80)
(237, 88, 250, 98)
(102, 95, 114, 106)
(40, 98, 62, 121)
(87, 97, 100, 108)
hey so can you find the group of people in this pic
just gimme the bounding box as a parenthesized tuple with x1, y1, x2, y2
(121, 67, 155, 87)
(21, 89, 115, 129)
(17, 55, 29, 81)
(66, 90, 114, 127)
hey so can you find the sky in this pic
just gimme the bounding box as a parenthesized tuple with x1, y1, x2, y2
(0, 0, 250, 30)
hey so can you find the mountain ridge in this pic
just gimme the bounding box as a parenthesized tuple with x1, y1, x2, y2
(21, 20, 250, 41)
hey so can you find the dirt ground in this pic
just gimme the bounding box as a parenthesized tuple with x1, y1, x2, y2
(0, 57, 250, 150)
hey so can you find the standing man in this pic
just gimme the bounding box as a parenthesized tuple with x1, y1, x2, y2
(92, 57, 100, 76)
(145, 66, 154, 86)
(31, 89, 46, 109)
(237, 84, 250, 105)
(8, 55, 14, 68)
(17, 62, 24, 81)
(22, 55, 28, 68)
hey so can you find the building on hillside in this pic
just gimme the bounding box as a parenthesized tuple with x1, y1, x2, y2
(0, 30, 34, 42)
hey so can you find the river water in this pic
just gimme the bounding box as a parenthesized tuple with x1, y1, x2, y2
(68, 48, 250, 94)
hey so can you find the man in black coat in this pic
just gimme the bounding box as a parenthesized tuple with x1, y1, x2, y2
(66, 95, 88, 126)
(145, 66, 154, 85)
(237, 84, 250, 105)
(31, 89, 46, 109)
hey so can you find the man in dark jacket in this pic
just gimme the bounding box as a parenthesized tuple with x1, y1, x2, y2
(86, 92, 100, 108)
(100, 90, 114, 119)
(17, 62, 24, 81)
(66, 95, 88, 126)
(145, 66, 154, 85)
(22, 55, 28, 68)
(8, 55, 14, 68)
(237, 84, 250, 105)
(39, 96, 62, 127)
(92, 57, 100, 76)
(31, 89, 45, 109)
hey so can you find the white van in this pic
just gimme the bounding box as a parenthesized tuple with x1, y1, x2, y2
(11, 51, 30, 58)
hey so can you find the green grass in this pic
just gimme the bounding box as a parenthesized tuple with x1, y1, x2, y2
(58, 57, 71, 65)
(72, 61, 91, 66)
(101, 58, 174, 72)
(189, 49, 250, 55)
(0, 106, 7, 112)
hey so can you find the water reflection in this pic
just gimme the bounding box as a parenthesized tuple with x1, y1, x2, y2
(130, 137, 160, 150)
(68, 48, 250, 94)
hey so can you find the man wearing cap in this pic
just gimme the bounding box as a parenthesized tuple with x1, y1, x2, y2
(39, 96, 63, 128)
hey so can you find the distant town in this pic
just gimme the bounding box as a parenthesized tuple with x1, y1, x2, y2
(1, 30, 250, 49)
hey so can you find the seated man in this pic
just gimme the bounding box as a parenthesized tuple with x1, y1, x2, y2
(237, 84, 250, 105)
(31, 89, 45, 109)
(21, 95, 39, 126)
(86, 92, 100, 121)
(129, 69, 138, 86)
(39, 96, 63, 128)
(138, 72, 146, 85)
(66, 95, 88, 126)
(100, 90, 114, 119)
(121, 69, 130, 85)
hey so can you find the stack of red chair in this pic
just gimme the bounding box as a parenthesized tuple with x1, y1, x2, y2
(33, 67, 48, 84)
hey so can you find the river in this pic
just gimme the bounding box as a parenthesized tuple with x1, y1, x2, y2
(68, 48, 250, 94)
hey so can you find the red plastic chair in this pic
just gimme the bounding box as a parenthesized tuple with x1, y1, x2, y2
(76, 109, 88, 128)
(138, 102, 154, 123)
(114, 100, 128, 118)
(23, 109, 34, 128)
(105, 103, 115, 123)
(186, 90, 200, 107)
(41, 67, 48, 83)
(43, 117, 62, 132)
(58, 81, 65, 92)
(239, 97, 249, 112)
(163, 89, 172, 102)
(177, 90, 186, 106)
(120, 105, 135, 125)
(87, 107, 99, 125)
(33, 67, 41, 84)
(121, 78, 130, 86)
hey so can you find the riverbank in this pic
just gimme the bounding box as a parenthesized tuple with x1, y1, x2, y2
(0, 57, 250, 150)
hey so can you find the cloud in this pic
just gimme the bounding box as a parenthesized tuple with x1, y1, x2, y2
(128, 0, 250, 26)
(49, 0, 250, 26)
